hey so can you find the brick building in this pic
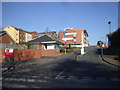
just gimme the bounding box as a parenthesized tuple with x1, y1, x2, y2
(59, 28, 89, 47)
(4, 25, 38, 43)
(0, 31, 15, 44)
(30, 32, 39, 40)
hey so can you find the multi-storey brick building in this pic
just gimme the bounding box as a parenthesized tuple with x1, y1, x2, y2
(4, 25, 38, 43)
(30, 32, 39, 40)
(59, 28, 89, 47)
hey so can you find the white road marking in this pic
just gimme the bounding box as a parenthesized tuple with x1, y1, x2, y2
(44, 77, 50, 79)
(55, 69, 66, 78)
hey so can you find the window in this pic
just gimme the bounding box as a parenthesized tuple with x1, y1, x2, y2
(16, 34, 18, 35)
(74, 41, 76, 44)
(73, 36, 76, 39)
(73, 39, 76, 44)
(9, 41, 13, 44)
(63, 32, 67, 38)
(16, 39, 18, 41)
(73, 34, 76, 37)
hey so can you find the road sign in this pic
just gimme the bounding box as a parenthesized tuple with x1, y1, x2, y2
(5, 49, 14, 58)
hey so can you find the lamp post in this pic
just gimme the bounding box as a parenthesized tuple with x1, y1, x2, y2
(108, 21, 111, 34)
(108, 21, 111, 47)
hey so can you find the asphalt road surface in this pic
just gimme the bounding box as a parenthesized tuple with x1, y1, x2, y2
(2, 46, 120, 88)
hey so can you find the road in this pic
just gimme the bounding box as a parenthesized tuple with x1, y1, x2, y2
(2, 46, 120, 88)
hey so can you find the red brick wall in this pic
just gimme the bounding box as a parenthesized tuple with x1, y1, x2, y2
(0, 49, 5, 62)
(41, 45, 60, 56)
(41, 49, 60, 56)
(0, 44, 60, 62)
(14, 49, 41, 61)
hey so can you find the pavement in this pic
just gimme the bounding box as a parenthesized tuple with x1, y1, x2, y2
(101, 55, 120, 68)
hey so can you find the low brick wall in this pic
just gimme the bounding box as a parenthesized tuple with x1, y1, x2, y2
(0, 49, 5, 62)
(14, 49, 41, 61)
(41, 49, 60, 56)
(0, 48, 60, 62)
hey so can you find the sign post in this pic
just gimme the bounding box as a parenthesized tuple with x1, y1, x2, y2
(64, 41, 67, 54)
(81, 46, 85, 55)
(5, 48, 14, 69)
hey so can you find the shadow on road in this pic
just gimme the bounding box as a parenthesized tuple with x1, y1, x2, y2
(51, 58, 120, 78)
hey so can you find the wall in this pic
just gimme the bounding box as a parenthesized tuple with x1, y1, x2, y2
(19, 31, 26, 43)
(46, 44, 55, 49)
(0, 33, 15, 44)
(14, 49, 41, 61)
(0, 49, 5, 62)
(30, 32, 38, 40)
(1, 44, 60, 62)
(25, 33, 32, 42)
(41, 45, 60, 56)
(4, 26, 19, 43)
(41, 49, 60, 56)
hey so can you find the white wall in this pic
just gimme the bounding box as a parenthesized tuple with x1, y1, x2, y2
(26, 33, 32, 42)
(47, 44, 55, 49)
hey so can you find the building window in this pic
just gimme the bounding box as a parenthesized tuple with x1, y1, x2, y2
(16, 39, 18, 41)
(73, 39, 76, 44)
(74, 41, 76, 44)
(73, 34, 76, 37)
(9, 41, 13, 44)
(63, 32, 67, 38)
(16, 34, 18, 35)
(73, 36, 76, 39)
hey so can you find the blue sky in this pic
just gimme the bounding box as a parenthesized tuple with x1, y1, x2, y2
(2, 2, 118, 45)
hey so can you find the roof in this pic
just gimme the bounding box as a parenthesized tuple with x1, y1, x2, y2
(29, 35, 55, 43)
(0, 31, 6, 37)
(10, 26, 30, 33)
(38, 31, 56, 34)
(0, 31, 16, 43)
(29, 35, 63, 44)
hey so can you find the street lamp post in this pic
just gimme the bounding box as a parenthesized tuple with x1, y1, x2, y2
(108, 21, 111, 34)
(108, 21, 111, 47)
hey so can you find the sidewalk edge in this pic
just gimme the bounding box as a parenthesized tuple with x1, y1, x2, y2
(100, 55, 120, 68)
